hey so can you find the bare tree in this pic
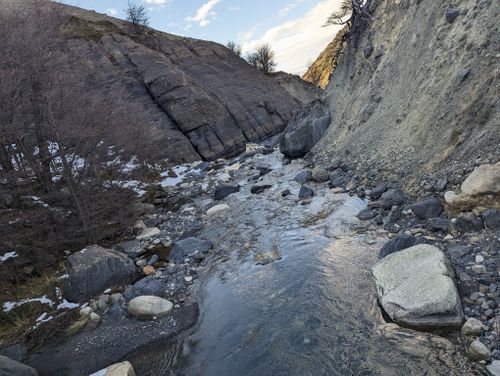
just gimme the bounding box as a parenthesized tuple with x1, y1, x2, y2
(246, 43, 276, 73)
(226, 41, 242, 57)
(324, 0, 371, 39)
(125, 0, 150, 28)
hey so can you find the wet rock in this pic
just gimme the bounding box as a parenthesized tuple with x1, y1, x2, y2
(357, 208, 377, 220)
(280, 99, 331, 158)
(214, 185, 240, 201)
(411, 197, 443, 220)
(482, 209, 500, 230)
(207, 204, 230, 217)
(0, 355, 38, 376)
(369, 183, 387, 200)
(425, 217, 450, 232)
(255, 250, 281, 265)
(461, 162, 500, 196)
(299, 185, 314, 199)
(281, 189, 291, 197)
(251, 184, 272, 194)
(445, 8, 459, 23)
(170, 237, 213, 262)
(63, 246, 136, 302)
(462, 318, 483, 336)
(379, 234, 428, 259)
(127, 296, 173, 320)
(256, 167, 272, 177)
(372, 245, 463, 329)
(100, 361, 136, 376)
(467, 340, 491, 361)
(294, 170, 312, 184)
(147, 254, 159, 265)
(311, 166, 329, 182)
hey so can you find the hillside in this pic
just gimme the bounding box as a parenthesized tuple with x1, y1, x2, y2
(311, 0, 499, 187)
(0, 0, 319, 162)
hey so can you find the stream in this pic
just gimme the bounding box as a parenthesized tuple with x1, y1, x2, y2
(131, 152, 479, 376)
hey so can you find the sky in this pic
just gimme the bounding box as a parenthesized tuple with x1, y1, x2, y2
(58, 0, 344, 74)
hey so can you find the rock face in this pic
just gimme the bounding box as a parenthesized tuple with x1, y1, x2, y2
(311, 0, 499, 183)
(127, 296, 173, 320)
(372, 245, 463, 329)
(63, 246, 136, 302)
(0, 355, 38, 376)
(280, 99, 331, 158)
(0, 1, 319, 163)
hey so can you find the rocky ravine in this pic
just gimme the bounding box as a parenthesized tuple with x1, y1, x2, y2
(0, 0, 319, 162)
(1, 145, 496, 375)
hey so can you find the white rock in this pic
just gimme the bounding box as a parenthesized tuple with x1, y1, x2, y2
(136, 227, 161, 240)
(467, 340, 491, 361)
(372, 244, 463, 329)
(79, 306, 93, 316)
(207, 204, 230, 217)
(102, 361, 136, 376)
(461, 318, 483, 336)
(461, 162, 500, 196)
(444, 191, 458, 205)
(475, 255, 484, 263)
(127, 296, 173, 320)
(89, 312, 100, 321)
(184, 276, 193, 282)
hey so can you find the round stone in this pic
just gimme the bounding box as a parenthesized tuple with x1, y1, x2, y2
(127, 296, 173, 320)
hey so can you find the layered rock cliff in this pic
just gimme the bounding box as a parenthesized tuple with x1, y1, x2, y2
(1, 0, 319, 162)
(311, 0, 499, 184)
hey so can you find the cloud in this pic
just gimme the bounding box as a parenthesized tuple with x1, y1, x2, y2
(277, 0, 306, 17)
(186, 0, 221, 27)
(228, 5, 240, 12)
(106, 8, 117, 16)
(242, 0, 344, 75)
(144, 0, 171, 4)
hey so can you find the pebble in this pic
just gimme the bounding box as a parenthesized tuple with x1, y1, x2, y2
(471, 265, 486, 274)
(467, 340, 491, 361)
(184, 276, 193, 283)
(475, 255, 484, 263)
(462, 318, 483, 336)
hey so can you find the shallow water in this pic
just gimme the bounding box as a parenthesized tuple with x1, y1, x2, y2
(133, 152, 480, 376)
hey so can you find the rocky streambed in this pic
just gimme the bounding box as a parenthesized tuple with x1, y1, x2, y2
(2, 147, 498, 376)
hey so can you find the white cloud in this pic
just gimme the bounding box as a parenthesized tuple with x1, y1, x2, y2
(144, 0, 170, 4)
(228, 5, 240, 12)
(242, 0, 344, 75)
(106, 8, 117, 16)
(277, 0, 306, 17)
(186, 0, 221, 27)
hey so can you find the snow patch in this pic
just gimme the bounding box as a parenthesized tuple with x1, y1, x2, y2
(3, 295, 54, 313)
(0, 251, 17, 263)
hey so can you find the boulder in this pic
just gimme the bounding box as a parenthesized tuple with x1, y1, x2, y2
(0, 355, 38, 376)
(467, 340, 491, 361)
(379, 234, 428, 259)
(482, 209, 500, 230)
(372, 244, 463, 329)
(280, 99, 331, 158)
(214, 185, 240, 201)
(117, 240, 146, 258)
(170, 237, 213, 262)
(127, 296, 173, 320)
(410, 197, 443, 219)
(311, 167, 329, 182)
(102, 361, 136, 376)
(207, 204, 230, 217)
(299, 185, 314, 199)
(461, 162, 500, 197)
(461, 318, 483, 336)
(63, 246, 136, 302)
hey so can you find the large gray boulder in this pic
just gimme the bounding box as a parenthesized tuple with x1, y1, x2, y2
(63, 246, 136, 302)
(372, 244, 463, 330)
(280, 99, 331, 158)
(0, 355, 38, 376)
